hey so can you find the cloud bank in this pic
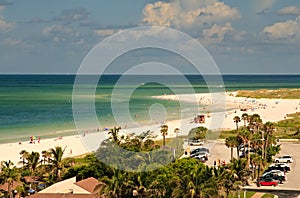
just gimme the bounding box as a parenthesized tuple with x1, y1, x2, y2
(261, 16, 300, 41)
(142, 0, 240, 29)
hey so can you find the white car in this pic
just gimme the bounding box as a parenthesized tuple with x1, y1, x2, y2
(274, 155, 293, 163)
(189, 140, 204, 146)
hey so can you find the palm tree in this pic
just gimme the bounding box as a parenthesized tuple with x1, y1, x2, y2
(238, 128, 251, 166)
(99, 169, 125, 198)
(229, 158, 250, 185)
(41, 150, 52, 164)
(250, 154, 262, 181)
(160, 124, 168, 148)
(25, 151, 40, 175)
(0, 160, 20, 198)
(263, 122, 275, 160)
(49, 146, 66, 181)
(233, 116, 241, 131)
(241, 113, 248, 127)
(225, 136, 237, 160)
(108, 126, 122, 145)
(19, 150, 29, 167)
(249, 114, 262, 133)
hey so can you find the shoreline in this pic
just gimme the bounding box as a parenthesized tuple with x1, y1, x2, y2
(1, 91, 300, 166)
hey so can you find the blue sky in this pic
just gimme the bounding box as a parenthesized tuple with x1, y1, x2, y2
(1, 0, 300, 74)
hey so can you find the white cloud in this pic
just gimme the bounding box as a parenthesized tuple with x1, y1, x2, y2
(202, 22, 234, 43)
(1, 38, 22, 46)
(142, 0, 240, 29)
(277, 6, 300, 16)
(94, 29, 115, 36)
(43, 24, 78, 36)
(261, 16, 300, 41)
(0, 7, 15, 32)
(42, 24, 82, 44)
(42, 24, 81, 41)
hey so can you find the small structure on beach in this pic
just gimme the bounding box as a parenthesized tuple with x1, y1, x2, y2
(194, 114, 205, 123)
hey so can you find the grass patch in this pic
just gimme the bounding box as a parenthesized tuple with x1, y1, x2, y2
(261, 193, 275, 198)
(274, 112, 300, 139)
(228, 191, 256, 198)
(236, 89, 300, 99)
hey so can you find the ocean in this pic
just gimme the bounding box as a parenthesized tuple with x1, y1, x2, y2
(0, 75, 300, 143)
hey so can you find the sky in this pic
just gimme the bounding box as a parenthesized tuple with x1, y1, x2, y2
(0, 0, 300, 74)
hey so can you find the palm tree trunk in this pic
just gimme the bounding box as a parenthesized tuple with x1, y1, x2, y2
(263, 135, 268, 160)
(163, 135, 166, 148)
(253, 165, 256, 181)
(230, 147, 233, 161)
(247, 140, 251, 167)
(8, 183, 12, 198)
(236, 147, 239, 159)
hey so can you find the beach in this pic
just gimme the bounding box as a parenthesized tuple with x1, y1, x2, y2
(1, 91, 300, 166)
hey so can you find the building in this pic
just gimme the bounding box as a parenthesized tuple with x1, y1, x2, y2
(30, 177, 103, 198)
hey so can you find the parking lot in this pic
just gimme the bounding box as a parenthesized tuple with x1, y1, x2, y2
(188, 140, 300, 189)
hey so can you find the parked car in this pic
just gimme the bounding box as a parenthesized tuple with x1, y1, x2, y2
(259, 178, 278, 187)
(270, 163, 290, 172)
(260, 172, 285, 184)
(274, 155, 293, 163)
(190, 148, 210, 156)
(191, 151, 210, 158)
(195, 156, 208, 162)
(263, 170, 285, 177)
(190, 140, 204, 146)
(265, 166, 286, 173)
(192, 153, 208, 162)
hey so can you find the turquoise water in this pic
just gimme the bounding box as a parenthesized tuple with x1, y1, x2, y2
(0, 75, 300, 143)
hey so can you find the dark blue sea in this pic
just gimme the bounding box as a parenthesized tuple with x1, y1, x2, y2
(0, 75, 299, 143)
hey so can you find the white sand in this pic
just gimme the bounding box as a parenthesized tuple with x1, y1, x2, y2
(1, 91, 300, 166)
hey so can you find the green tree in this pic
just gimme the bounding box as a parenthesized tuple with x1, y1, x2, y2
(25, 151, 40, 175)
(225, 136, 238, 160)
(250, 154, 262, 181)
(229, 158, 250, 186)
(233, 116, 241, 131)
(238, 128, 251, 158)
(160, 124, 168, 148)
(0, 160, 20, 198)
(188, 126, 208, 140)
(108, 126, 122, 145)
(19, 150, 29, 167)
(99, 169, 127, 198)
(241, 113, 248, 127)
(49, 146, 66, 181)
(263, 122, 275, 160)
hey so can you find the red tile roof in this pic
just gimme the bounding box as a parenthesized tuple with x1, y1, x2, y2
(75, 177, 101, 193)
(0, 181, 21, 192)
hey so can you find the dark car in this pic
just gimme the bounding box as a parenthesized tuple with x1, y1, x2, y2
(259, 178, 278, 187)
(260, 173, 285, 184)
(190, 147, 210, 155)
(270, 164, 290, 172)
(266, 166, 286, 173)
